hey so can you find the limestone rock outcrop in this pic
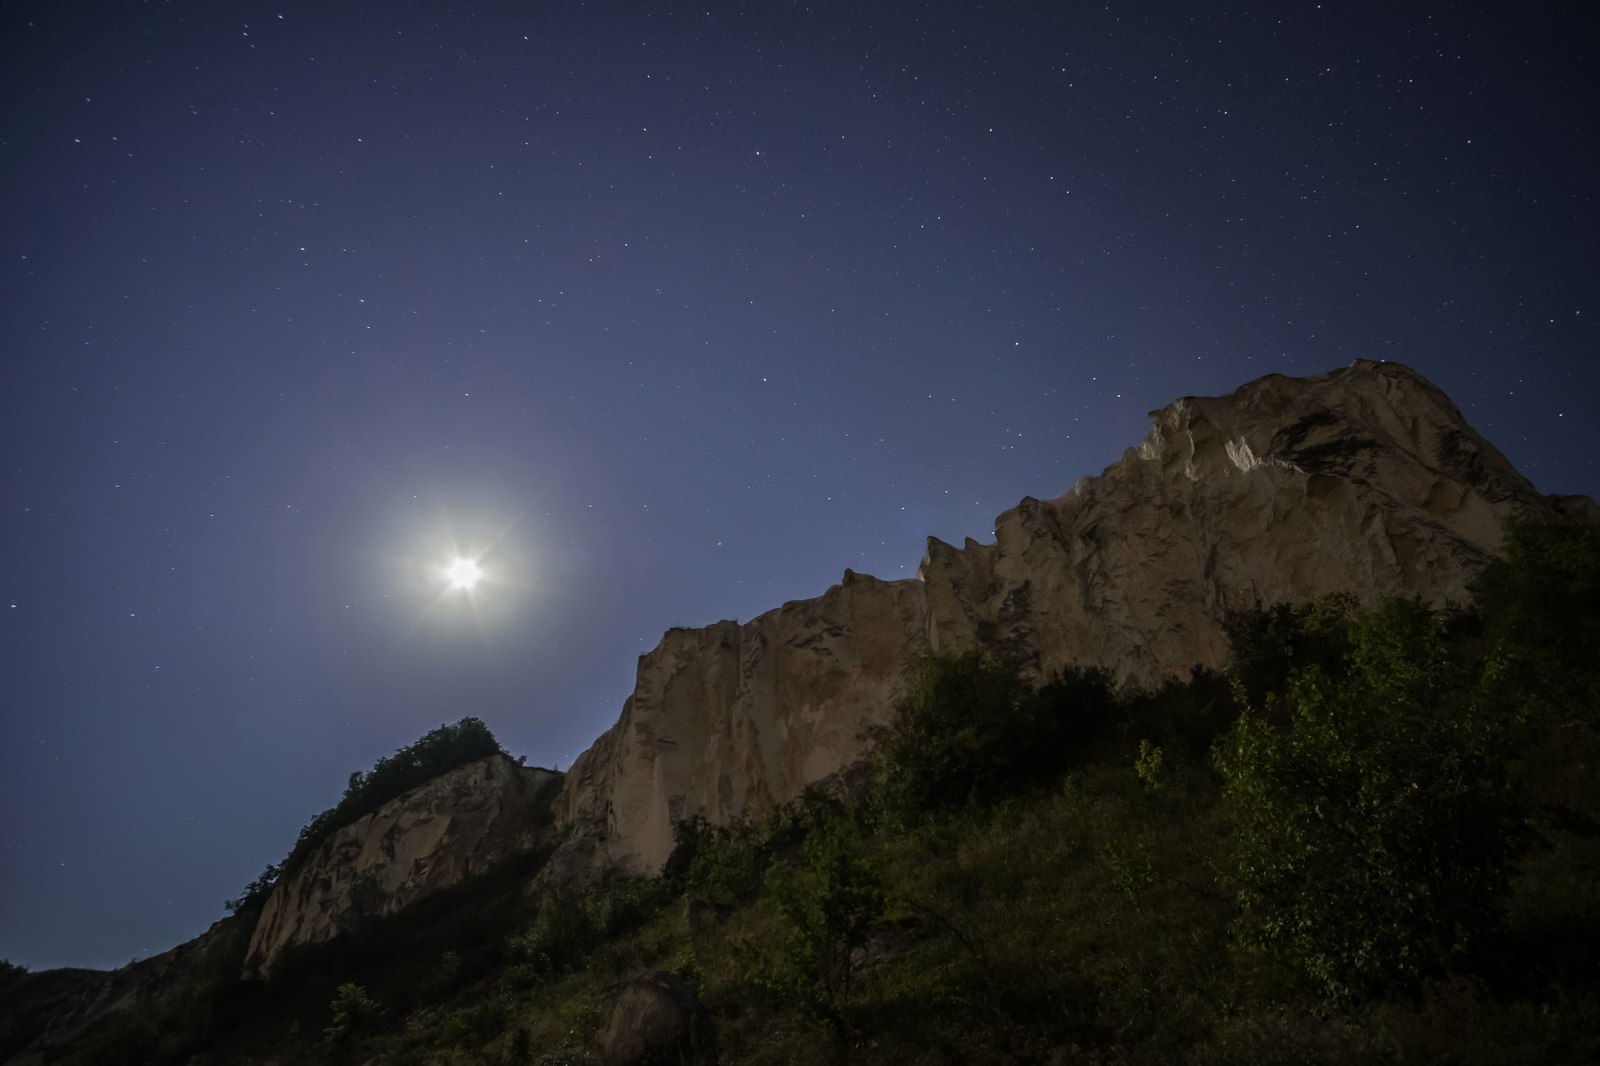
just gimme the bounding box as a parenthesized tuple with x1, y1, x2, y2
(243, 754, 561, 978)
(918, 358, 1593, 686)
(555, 573, 930, 878)
(554, 360, 1596, 876)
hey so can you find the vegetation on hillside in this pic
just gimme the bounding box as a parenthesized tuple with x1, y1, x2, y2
(215, 717, 506, 917)
(5, 521, 1598, 1064)
(1216, 597, 1529, 1002)
(282, 717, 504, 875)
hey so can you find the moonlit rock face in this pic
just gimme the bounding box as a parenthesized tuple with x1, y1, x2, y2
(552, 360, 1598, 878)
(555, 575, 930, 876)
(1224, 436, 1261, 473)
(243, 755, 561, 978)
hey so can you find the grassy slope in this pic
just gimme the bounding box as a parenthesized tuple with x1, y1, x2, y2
(15, 714, 1598, 1065)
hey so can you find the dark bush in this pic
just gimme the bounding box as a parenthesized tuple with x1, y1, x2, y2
(869, 651, 1115, 824)
(225, 862, 281, 914)
(758, 810, 886, 1045)
(668, 816, 774, 908)
(1216, 598, 1531, 1002)
(1473, 519, 1600, 722)
(1224, 593, 1356, 708)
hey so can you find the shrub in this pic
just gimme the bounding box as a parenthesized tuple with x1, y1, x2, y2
(324, 982, 380, 1044)
(509, 894, 592, 976)
(60, 1014, 165, 1065)
(1473, 519, 1600, 721)
(669, 816, 773, 908)
(1133, 740, 1165, 793)
(584, 876, 669, 938)
(1216, 599, 1531, 1002)
(225, 862, 280, 914)
(758, 811, 886, 1045)
(869, 652, 1113, 824)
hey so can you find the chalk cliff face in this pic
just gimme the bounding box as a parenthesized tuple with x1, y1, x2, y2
(556, 576, 931, 867)
(244, 755, 561, 978)
(555, 360, 1595, 875)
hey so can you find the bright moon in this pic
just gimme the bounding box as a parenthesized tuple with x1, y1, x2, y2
(444, 558, 483, 590)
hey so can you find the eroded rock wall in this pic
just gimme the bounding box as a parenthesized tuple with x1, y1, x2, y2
(927, 360, 1560, 687)
(244, 754, 560, 977)
(554, 360, 1592, 875)
(557, 572, 931, 874)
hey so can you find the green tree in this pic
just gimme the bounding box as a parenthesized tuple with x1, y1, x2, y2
(1215, 599, 1530, 1002)
(224, 862, 280, 914)
(666, 815, 771, 907)
(759, 813, 886, 1055)
(1224, 594, 1356, 708)
(871, 651, 1030, 822)
(1473, 519, 1600, 721)
(324, 982, 380, 1044)
(870, 651, 1112, 824)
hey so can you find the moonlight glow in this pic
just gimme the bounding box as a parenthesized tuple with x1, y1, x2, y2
(445, 558, 483, 590)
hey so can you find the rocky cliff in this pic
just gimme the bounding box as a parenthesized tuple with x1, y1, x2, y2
(244, 754, 561, 978)
(555, 575, 931, 875)
(554, 360, 1597, 876)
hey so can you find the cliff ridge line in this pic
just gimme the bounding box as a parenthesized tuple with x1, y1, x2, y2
(550, 359, 1595, 877)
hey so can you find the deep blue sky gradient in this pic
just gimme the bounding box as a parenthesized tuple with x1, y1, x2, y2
(3, 1, 1596, 970)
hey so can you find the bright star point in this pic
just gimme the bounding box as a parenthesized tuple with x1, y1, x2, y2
(444, 558, 483, 590)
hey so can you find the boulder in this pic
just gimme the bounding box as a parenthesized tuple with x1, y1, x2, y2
(599, 971, 708, 1066)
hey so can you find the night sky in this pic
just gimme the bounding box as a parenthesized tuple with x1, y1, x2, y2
(3, 2, 1596, 971)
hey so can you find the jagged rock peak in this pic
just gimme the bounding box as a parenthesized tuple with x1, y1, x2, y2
(548, 360, 1591, 881)
(1121, 359, 1529, 497)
